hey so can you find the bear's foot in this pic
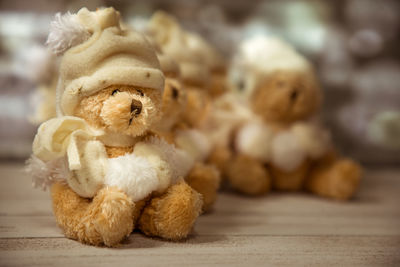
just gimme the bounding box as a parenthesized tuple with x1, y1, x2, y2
(88, 186, 135, 246)
(138, 180, 202, 240)
(186, 162, 220, 212)
(305, 159, 362, 200)
(226, 154, 271, 195)
(207, 145, 232, 177)
(270, 161, 310, 191)
(51, 183, 134, 247)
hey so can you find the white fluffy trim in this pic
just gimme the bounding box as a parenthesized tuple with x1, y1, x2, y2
(271, 131, 306, 172)
(146, 136, 194, 180)
(175, 129, 211, 162)
(292, 122, 331, 159)
(236, 121, 274, 162)
(25, 155, 69, 190)
(104, 153, 158, 202)
(46, 12, 90, 55)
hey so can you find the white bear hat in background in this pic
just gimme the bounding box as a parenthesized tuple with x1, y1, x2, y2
(229, 35, 312, 98)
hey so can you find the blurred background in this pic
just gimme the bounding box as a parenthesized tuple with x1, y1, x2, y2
(0, 0, 399, 165)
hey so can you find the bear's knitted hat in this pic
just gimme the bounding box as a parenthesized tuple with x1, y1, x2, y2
(147, 11, 213, 87)
(157, 52, 180, 78)
(145, 35, 180, 78)
(47, 7, 164, 116)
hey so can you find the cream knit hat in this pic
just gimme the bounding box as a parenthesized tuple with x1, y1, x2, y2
(157, 52, 180, 78)
(144, 35, 181, 78)
(147, 11, 212, 86)
(48, 7, 164, 116)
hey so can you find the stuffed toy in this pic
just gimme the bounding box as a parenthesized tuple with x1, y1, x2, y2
(204, 90, 254, 184)
(147, 12, 222, 210)
(224, 36, 362, 200)
(26, 7, 202, 247)
(147, 11, 224, 129)
(152, 51, 220, 212)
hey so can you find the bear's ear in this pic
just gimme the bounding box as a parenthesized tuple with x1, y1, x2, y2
(46, 12, 90, 55)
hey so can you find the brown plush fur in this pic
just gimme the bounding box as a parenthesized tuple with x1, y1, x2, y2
(155, 77, 220, 212)
(207, 145, 232, 175)
(251, 71, 321, 124)
(75, 85, 162, 137)
(305, 156, 362, 200)
(182, 87, 211, 128)
(51, 85, 202, 247)
(226, 70, 362, 200)
(185, 162, 220, 212)
(226, 154, 271, 195)
(138, 180, 202, 240)
(51, 182, 134, 247)
(270, 161, 310, 191)
(105, 146, 134, 157)
(208, 70, 228, 99)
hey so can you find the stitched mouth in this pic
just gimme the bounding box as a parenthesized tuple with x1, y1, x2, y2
(128, 109, 143, 126)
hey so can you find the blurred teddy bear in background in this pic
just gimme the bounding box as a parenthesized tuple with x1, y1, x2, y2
(225, 36, 362, 200)
(152, 50, 221, 212)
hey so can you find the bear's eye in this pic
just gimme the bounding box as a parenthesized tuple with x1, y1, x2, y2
(171, 87, 179, 99)
(112, 89, 120, 95)
(136, 89, 144, 97)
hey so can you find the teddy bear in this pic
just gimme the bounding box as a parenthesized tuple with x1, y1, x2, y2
(26, 7, 202, 247)
(151, 50, 220, 212)
(147, 11, 225, 129)
(223, 36, 362, 200)
(146, 12, 223, 210)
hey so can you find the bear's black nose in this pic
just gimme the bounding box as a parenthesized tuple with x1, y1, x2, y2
(290, 90, 298, 101)
(131, 99, 142, 116)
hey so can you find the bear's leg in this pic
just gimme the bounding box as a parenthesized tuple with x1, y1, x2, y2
(305, 158, 362, 200)
(226, 154, 271, 195)
(270, 161, 310, 191)
(137, 180, 202, 240)
(51, 182, 134, 246)
(132, 198, 148, 228)
(207, 145, 232, 178)
(185, 162, 221, 212)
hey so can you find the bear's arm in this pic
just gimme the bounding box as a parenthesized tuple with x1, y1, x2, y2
(291, 122, 332, 160)
(67, 138, 108, 198)
(174, 129, 211, 162)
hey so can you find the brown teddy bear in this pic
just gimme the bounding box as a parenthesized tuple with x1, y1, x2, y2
(27, 7, 202, 247)
(147, 11, 225, 129)
(224, 36, 362, 200)
(152, 51, 220, 212)
(147, 12, 222, 210)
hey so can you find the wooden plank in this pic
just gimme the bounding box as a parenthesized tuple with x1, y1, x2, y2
(0, 210, 399, 239)
(0, 163, 399, 266)
(0, 236, 399, 267)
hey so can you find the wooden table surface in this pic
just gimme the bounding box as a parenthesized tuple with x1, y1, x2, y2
(0, 163, 399, 266)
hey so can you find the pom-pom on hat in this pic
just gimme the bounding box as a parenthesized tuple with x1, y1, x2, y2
(47, 7, 164, 116)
